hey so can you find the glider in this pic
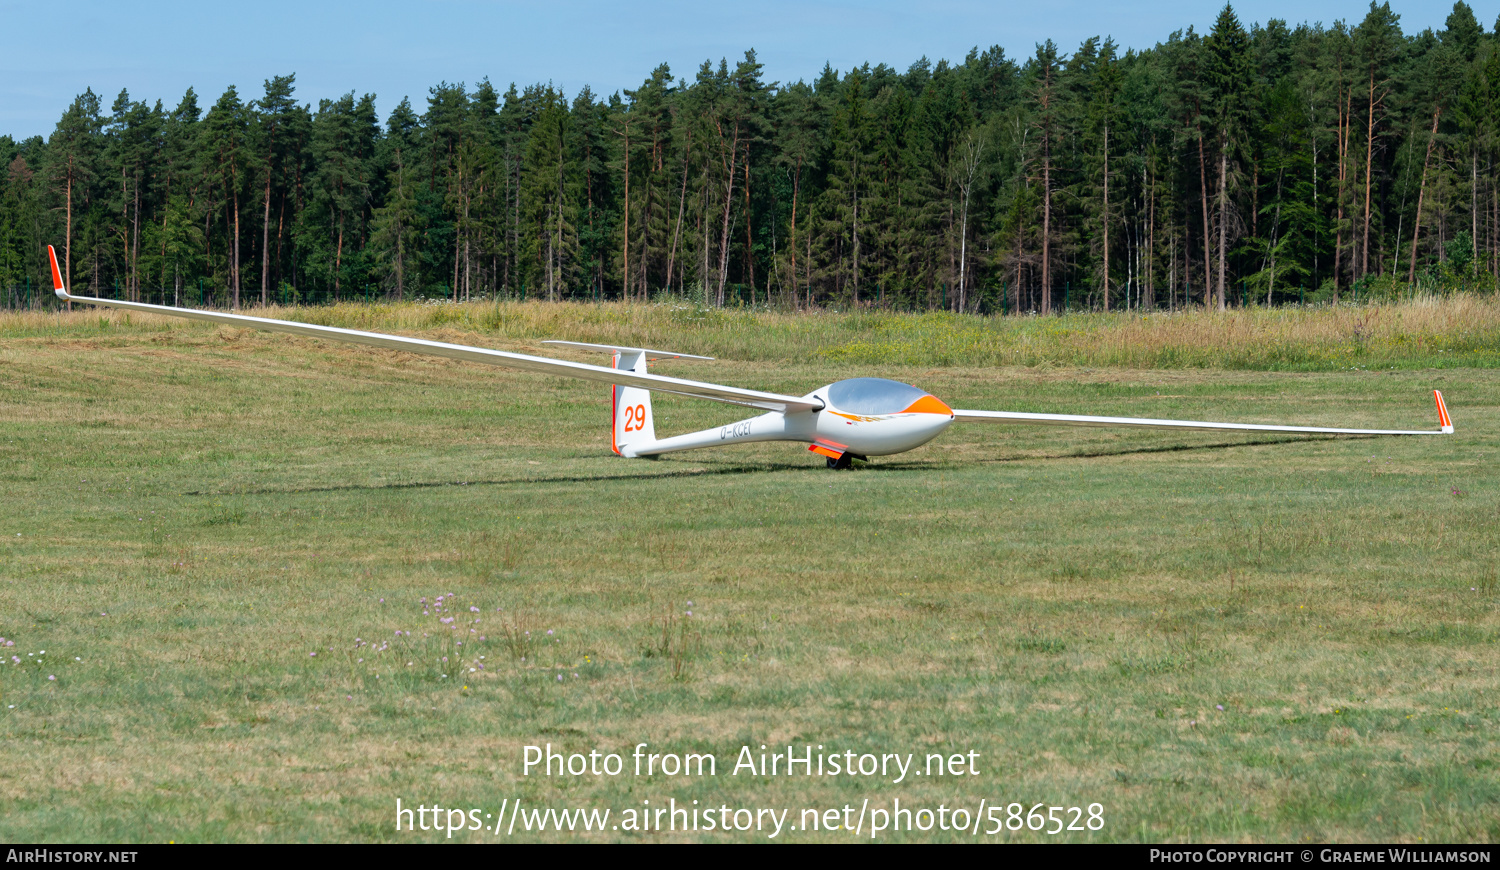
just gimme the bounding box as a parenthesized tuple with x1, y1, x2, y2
(47, 246, 1454, 468)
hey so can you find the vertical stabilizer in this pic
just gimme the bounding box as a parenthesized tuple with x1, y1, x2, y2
(612, 350, 657, 456)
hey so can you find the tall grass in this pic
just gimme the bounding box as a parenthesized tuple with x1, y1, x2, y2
(6, 293, 1498, 370)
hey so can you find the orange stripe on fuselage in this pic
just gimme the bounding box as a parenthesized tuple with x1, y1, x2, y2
(901, 394, 954, 416)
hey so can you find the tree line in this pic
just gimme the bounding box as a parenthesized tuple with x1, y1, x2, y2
(3, 1, 1499, 314)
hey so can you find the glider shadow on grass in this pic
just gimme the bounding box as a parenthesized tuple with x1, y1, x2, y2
(182, 435, 1361, 496)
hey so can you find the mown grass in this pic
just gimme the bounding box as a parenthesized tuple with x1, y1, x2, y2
(0, 300, 1495, 842)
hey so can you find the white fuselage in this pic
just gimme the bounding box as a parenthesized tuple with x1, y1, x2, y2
(627, 381, 955, 459)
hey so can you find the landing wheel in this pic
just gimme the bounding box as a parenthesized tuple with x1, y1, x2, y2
(825, 453, 857, 470)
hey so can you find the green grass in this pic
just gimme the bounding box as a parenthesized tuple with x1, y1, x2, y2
(0, 302, 1496, 842)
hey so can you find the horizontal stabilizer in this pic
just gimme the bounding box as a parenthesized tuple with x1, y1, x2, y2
(542, 341, 713, 361)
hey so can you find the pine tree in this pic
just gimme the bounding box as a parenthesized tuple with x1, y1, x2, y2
(48, 89, 104, 305)
(199, 86, 250, 307)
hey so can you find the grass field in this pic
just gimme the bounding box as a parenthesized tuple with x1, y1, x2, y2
(1, 299, 1496, 842)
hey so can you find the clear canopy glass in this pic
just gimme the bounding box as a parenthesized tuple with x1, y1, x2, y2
(826, 378, 931, 415)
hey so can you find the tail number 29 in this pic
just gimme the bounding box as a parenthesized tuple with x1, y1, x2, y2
(623, 403, 647, 432)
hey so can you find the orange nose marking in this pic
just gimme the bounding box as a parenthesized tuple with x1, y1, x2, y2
(902, 394, 953, 416)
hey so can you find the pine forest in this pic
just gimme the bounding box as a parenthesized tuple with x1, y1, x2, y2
(4, 2, 1500, 314)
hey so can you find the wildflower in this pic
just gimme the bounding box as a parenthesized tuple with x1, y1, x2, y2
(347, 695, 352, 700)
(48, 675, 55, 681)
(310, 652, 316, 657)
(75, 657, 80, 661)
(1216, 705, 1225, 711)
(470, 607, 479, 613)
(441, 617, 454, 624)
(556, 675, 563, 681)
(479, 636, 486, 641)
(546, 629, 553, 636)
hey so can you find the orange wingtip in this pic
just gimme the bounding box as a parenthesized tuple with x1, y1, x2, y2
(47, 245, 64, 292)
(1435, 390, 1453, 432)
(808, 444, 844, 460)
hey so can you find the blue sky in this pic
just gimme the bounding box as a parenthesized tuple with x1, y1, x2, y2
(3, 0, 1494, 139)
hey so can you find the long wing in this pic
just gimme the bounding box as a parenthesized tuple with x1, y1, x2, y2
(47, 247, 822, 414)
(953, 391, 1454, 436)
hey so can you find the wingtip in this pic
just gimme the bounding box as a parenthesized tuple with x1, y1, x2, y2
(1435, 390, 1454, 434)
(47, 245, 68, 299)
